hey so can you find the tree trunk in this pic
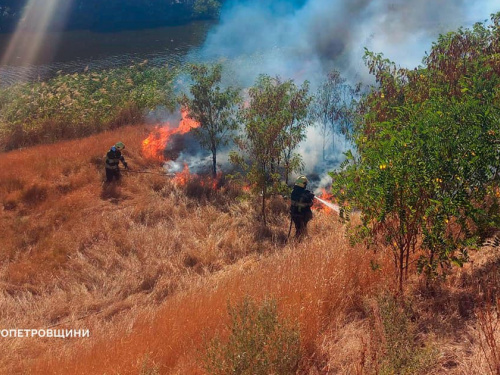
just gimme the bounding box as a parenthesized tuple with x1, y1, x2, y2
(405, 240, 410, 280)
(322, 115, 328, 161)
(262, 185, 267, 226)
(212, 148, 217, 178)
(323, 132, 326, 161)
(332, 122, 335, 154)
(399, 246, 404, 293)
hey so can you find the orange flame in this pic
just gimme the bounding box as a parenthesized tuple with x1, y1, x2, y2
(142, 109, 200, 161)
(313, 187, 336, 213)
(319, 188, 334, 201)
(173, 167, 223, 189)
(173, 163, 191, 186)
(141, 109, 227, 189)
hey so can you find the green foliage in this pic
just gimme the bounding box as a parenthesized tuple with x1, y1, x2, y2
(179, 63, 241, 176)
(332, 13, 500, 290)
(0, 63, 177, 150)
(370, 294, 437, 375)
(230, 75, 312, 224)
(311, 69, 361, 160)
(204, 297, 301, 375)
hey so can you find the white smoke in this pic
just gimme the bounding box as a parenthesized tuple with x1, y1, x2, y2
(295, 124, 350, 189)
(186, 0, 499, 183)
(201, 0, 499, 83)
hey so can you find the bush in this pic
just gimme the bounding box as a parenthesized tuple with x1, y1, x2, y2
(369, 294, 437, 374)
(0, 64, 177, 151)
(21, 184, 48, 206)
(204, 297, 301, 375)
(477, 296, 500, 375)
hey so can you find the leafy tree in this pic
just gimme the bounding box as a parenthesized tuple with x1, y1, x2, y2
(180, 63, 240, 177)
(331, 14, 500, 291)
(230, 75, 311, 225)
(277, 79, 312, 185)
(311, 70, 360, 160)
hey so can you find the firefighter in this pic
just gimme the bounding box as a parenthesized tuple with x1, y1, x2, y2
(290, 175, 314, 239)
(105, 142, 129, 182)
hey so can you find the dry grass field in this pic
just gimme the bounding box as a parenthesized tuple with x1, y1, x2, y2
(1, 124, 500, 374)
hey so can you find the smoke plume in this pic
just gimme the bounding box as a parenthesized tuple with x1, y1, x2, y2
(200, 0, 498, 84)
(187, 0, 499, 187)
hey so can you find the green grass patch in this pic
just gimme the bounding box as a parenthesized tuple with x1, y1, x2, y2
(0, 63, 177, 151)
(204, 297, 301, 375)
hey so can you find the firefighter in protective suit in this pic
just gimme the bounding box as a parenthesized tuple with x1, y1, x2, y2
(290, 175, 314, 239)
(105, 142, 128, 182)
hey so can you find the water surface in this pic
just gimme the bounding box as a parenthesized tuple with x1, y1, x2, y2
(0, 21, 213, 85)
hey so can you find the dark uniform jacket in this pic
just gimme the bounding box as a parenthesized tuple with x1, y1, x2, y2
(105, 147, 126, 170)
(290, 186, 314, 216)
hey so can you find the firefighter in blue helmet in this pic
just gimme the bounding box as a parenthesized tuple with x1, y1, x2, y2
(290, 175, 314, 239)
(105, 142, 129, 182)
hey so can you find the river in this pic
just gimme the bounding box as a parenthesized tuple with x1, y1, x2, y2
(0, 20, 213, 86)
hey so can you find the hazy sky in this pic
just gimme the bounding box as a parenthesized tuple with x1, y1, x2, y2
(199, 0, 500, 85)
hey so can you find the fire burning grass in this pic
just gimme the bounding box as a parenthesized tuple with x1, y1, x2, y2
(0, 123, 301, 373)
(1, 123, 499, 374)
(140, 109, 224, 190)
(141, 108, 200, 161)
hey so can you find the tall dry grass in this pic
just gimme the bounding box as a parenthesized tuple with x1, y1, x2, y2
(3, 124, 382, 373)
(25, 210, 391, 374)
(2, 125, 500, 374)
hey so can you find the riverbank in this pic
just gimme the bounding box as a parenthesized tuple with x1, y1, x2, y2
(0, 64, 178, 151)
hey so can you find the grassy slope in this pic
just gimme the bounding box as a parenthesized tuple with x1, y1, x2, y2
(0, 125, 499, 374)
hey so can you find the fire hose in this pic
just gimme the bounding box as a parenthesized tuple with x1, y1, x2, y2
(122, 169, 175, 177)
(124, 170, 342, 235)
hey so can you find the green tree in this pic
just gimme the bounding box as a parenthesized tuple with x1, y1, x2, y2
(331, 14, 500, 292)
(277, 79, 312, 185)
(180, 63, 240, 177)
(311, 70, 360, 160)
(230, 75, 311, 225)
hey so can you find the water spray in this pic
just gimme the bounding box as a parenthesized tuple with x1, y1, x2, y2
(314, 196, 340, 214)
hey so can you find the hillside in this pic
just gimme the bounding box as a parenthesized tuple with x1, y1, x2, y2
(1, 124, 500, 374)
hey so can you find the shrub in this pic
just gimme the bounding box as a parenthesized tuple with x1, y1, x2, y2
(369, 294, 437, 374)
(0, 64, 177, 150)
(204, 297, 301, 375)
(477, 296, 500, 375)
(21, 184, 48, 206)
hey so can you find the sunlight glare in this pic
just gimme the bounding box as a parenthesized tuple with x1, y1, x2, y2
(1, 0, 73, 70)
